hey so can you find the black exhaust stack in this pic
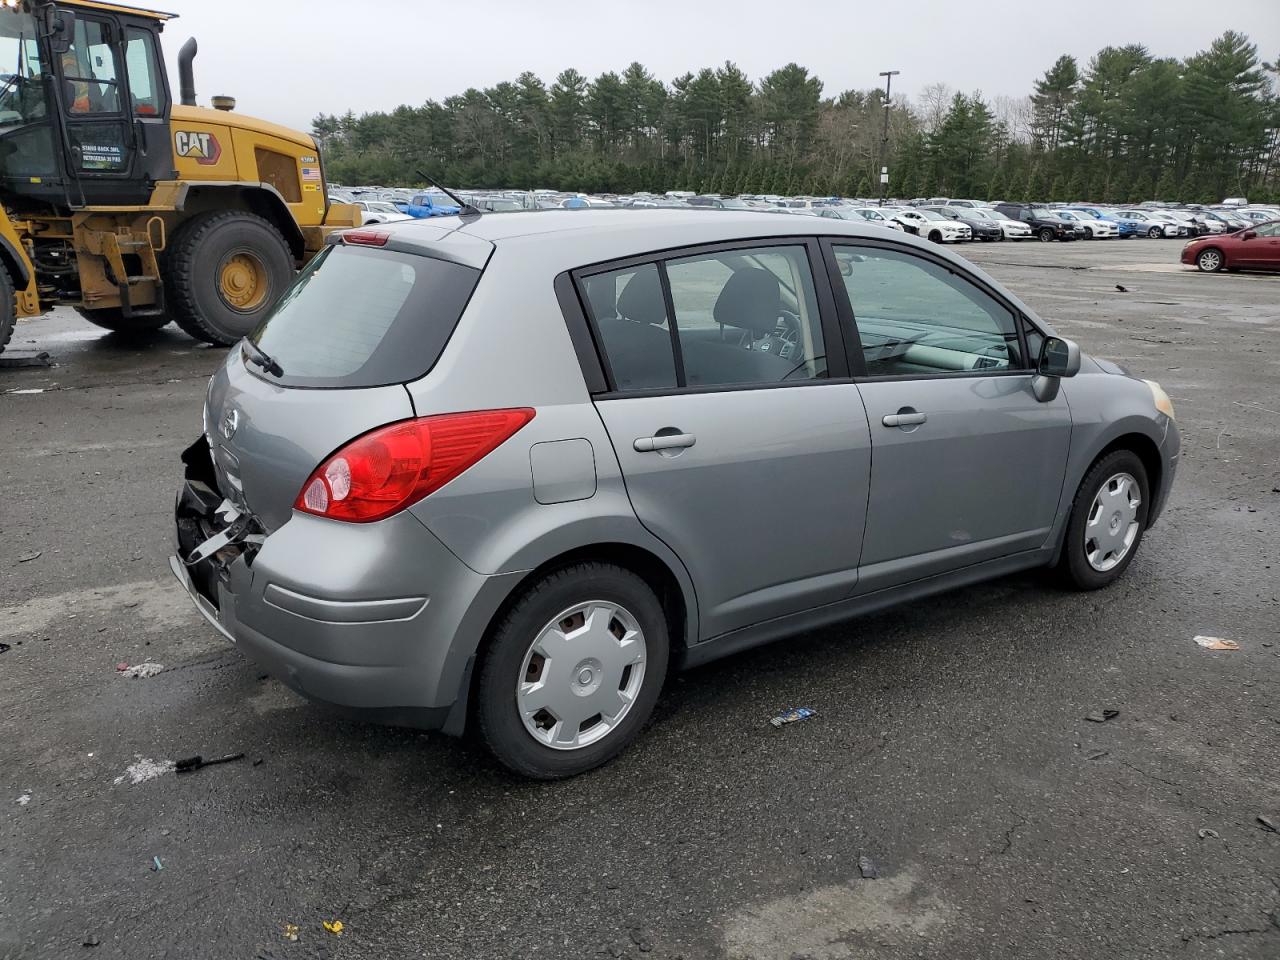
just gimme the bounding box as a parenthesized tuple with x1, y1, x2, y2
(177, 37, 197, 106)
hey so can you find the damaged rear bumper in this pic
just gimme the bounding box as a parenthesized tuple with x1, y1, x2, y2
(169, 437, 521, 732)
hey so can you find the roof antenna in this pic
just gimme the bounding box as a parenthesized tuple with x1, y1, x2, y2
(415, 170, 481, 217)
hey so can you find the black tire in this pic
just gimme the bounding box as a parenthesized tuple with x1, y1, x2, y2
(476, 562, 670, 779)
(1038, 227, 1055, 242)
(1147, 226, 1161, 239)
(1082, 227, 1094, 239)
(928, 230, 942, 243)
(73, 306, 169, 335)
(1058, 450, 1150, 590)
(1195, 248, 1224, 273)
(164, 211, 294, 345)
(0, 267, 14, 354)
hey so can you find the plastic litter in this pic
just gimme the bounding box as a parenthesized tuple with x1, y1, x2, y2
(17, 551, 41, 563)
(1085, 709, 1119, 723)
(150, 856, 163, 872)
(283, 923, 299, 942)
(16, 793, 31, 805)
(119, 661, 164, 679)
(1197, 828, 1220, 840)
(1194, 636, 1239, 651)
(858, 855, 879, 879)
(82, 935, 100, 948)
(322, 920, 345, 936)
(1258, 815, 1278, 834)
(175, 753, 245, 774)
(770, 707, 817, 728)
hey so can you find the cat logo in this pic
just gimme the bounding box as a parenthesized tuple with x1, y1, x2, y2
(174, 130, 222, 165)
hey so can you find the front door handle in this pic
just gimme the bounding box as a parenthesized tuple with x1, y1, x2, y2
(882, 411, 927, 428)
(634, 432, 696, 452)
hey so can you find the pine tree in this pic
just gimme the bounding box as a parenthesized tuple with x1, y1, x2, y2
(1130, 171, 1154, 202)
(1065, 168, 1087, 201)
(1047, 175, 1066, 201)
(1154, 167, 1179, 201)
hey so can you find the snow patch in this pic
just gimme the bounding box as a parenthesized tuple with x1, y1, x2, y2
(113, 757, 175, 785)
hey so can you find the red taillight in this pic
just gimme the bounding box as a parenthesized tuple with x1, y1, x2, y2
(343, 228, 390, 246)
(295, 408, 535, 522)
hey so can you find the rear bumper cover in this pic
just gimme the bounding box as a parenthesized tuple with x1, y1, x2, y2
(171, 437, 520, 730)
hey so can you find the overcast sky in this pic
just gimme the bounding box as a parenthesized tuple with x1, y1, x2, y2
(158, 0, 1280, 132)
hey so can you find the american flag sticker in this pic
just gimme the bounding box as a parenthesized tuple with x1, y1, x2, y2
(301, 166, 321, 181)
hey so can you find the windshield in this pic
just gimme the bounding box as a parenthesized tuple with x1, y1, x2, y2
(917, 210, 946, 221)
(0, 10, 49, 130)
(718, 197, 750, 209)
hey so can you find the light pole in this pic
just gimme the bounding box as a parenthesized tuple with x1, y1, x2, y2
(878, 70, 899, 206)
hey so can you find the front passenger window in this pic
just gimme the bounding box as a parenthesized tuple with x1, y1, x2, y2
(832, 245, 1024, 377)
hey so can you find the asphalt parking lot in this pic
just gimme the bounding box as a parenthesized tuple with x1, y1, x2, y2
(2, 237, 1278, 960)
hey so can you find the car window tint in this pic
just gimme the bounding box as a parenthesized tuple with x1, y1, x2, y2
(1254, 222, 1280, 237)
(582, 264, 678, 391)
(665, 245, 826, 386)
(832, 245, 1024, 377)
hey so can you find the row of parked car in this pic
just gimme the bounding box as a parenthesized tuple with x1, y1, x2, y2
(329, 183, 1280, 254)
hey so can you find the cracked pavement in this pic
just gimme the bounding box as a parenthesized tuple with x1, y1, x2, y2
(2, 240, 1278, 959)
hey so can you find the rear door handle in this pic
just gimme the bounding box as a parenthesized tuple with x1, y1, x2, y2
(634, 433, 696, 452)
(882, 412, 927, 428)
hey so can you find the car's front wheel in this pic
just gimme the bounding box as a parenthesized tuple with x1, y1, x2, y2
(928, 230, 943, 243)
(1196, 248, 1224, 272)
(1038, 227, 1055, 242)
(1058, 450, 1150, 590)
(476, 562, 670, 779)
(1148, 226, 1162, 239)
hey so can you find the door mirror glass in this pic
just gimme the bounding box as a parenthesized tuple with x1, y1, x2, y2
(1038, 336, 1080, 378)
(1240, 230, 1256, 240)
(48, 11, 75, 54)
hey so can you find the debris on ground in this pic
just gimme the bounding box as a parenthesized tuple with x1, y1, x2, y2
(1197, 828, 1220, 840)
(82, 935, 100, 948)
(16, 793, 31, 805)
(150, 856, 163, 872)
(113, 757, 175, 785)
(17, 551, 41, 563)
(322, 920, 345, 936)
(175, 752, 245, 775)
(118, 661, 164, 679)
(283, 924, 299, 942)
(1085, 749, 1109, 761)
(0, 642, 10, 654)
(1258, 815, 1278, 833)
(5, 387, 44, 394)
(1085, 709, 1120, 723)
(1115, 284, 1127, 292)
(770, 707, 818, 728)
(1194, 635, 1239, 651)
(858, 855, 879, 879)
(0, 350, 52, 368)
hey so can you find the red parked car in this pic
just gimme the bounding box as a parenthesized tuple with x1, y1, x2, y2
(1182, 220, 1280, 272)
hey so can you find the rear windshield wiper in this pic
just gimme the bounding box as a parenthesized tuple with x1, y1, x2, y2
(241, 338, 284, 377)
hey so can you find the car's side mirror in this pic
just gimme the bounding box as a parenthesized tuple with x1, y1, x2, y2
(1241, 230, 1256, 240)
(1033, 336, 1080, 402)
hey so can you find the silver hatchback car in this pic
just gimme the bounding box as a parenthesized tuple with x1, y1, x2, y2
(172, 210, 1179, 778)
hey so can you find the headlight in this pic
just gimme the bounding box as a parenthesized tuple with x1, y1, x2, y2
(1144, 379, 1175, 420)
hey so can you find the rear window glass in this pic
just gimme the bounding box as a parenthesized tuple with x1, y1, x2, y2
(250, 245, 480, 388)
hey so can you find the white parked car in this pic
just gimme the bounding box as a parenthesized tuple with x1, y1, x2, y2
(890, 208, 971, 242)
(971, 208, 1032, 240)
(845, 207, 906, 231)
(1056, 209, 1118, 239)
(1115, 211, 1182, 238)
(355, 200, 413, 225)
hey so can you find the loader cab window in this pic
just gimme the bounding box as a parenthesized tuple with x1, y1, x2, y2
(0, 8, 56, 178)
(124, 27, 163, 116)
(62, 19, 121, 114)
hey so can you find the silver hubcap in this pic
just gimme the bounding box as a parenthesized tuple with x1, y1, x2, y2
(517, 601, 647, 750)
(1199, 251, 1220, 270)
(1084, 472, 1141, 572)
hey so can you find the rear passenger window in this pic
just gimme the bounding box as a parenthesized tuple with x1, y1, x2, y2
(580, 244, 827, 392)
(832, 245, 1024, 376)
(582, 264, 678, 391)
(666, 245, 826, 386)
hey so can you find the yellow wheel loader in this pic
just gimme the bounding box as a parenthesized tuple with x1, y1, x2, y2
(0, 0, 358, 351)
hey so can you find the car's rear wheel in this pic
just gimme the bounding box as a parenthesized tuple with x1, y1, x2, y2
(1196, 248, 1224, 272)
(1147, 226, 1162, 239)
(476, 562, 669, 779)
(1058, 450, 1150, 590)
(1038, 227, 1055, 242)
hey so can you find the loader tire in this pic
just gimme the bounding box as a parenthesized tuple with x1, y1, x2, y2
(74, 306, 169, 335)
(0, 267, 14, 354)
(165, 210, 294, 346)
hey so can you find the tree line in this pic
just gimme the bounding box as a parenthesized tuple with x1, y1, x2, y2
(314, 30, 1280, 203)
